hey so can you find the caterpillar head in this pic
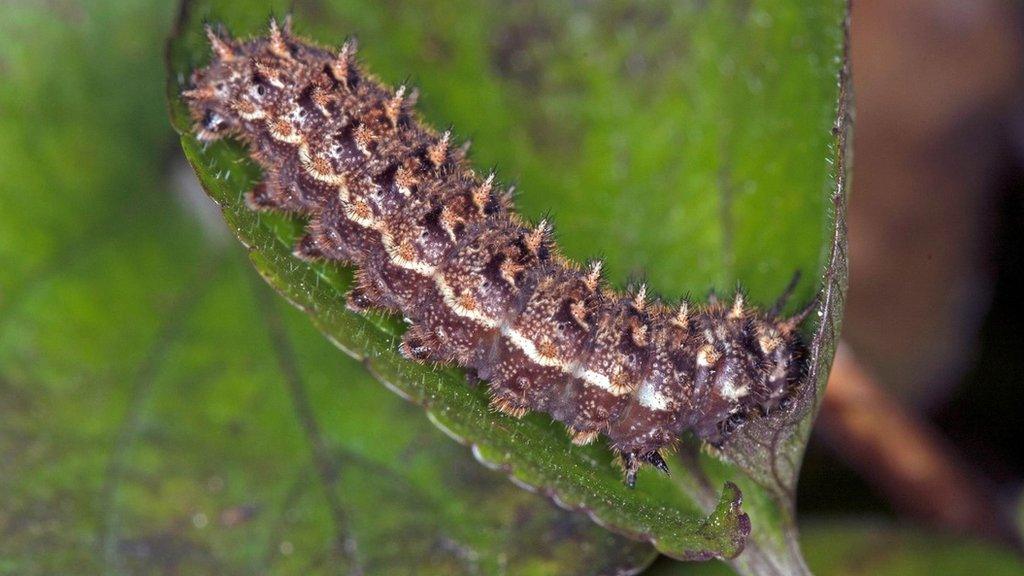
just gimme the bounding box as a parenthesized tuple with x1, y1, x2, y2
(183, 19, 306, 141)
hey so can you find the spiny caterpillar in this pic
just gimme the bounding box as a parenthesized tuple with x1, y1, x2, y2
(184, 18, 813, 487)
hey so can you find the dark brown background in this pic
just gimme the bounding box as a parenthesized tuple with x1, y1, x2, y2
(801, 0, 1024, 544)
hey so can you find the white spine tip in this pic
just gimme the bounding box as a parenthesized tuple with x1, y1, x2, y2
(634, 284, 648, 309)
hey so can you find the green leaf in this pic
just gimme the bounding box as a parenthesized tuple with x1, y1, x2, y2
(166, 0, 849, 570)
(0, 2, 655, 574)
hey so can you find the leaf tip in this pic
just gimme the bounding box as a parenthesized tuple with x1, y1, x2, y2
(703, 481, 752, 560)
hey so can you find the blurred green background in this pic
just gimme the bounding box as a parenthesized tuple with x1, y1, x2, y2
(2, 1, 1024, 575)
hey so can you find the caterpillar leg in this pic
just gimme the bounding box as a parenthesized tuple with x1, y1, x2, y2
(398, 324, 450, 363)
(644, 451, 671, 476)
(293, 233, 324, 261)
(620, 450, 671, 488)
(244, 173, 309, 213)
(346, 274, 385, 312)
(488, 389, 530, 419)
(463, 367, 483, 386)
(244, 180, 284, 211)
(395, 323, 432, 358)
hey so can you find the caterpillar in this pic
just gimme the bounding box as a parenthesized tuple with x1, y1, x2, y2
(183, 18, 812, 487)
